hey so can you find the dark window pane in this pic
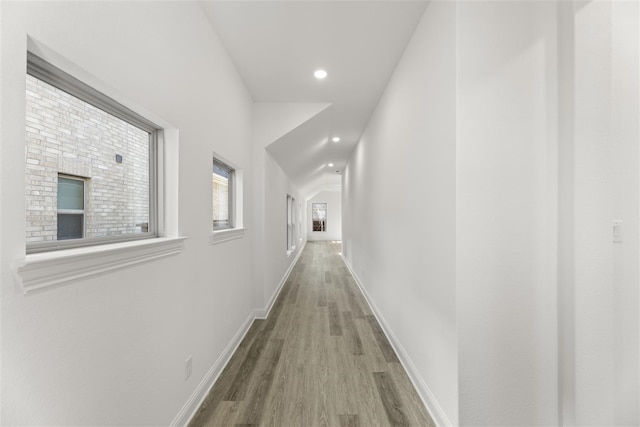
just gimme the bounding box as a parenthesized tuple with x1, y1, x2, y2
(57, 214, 83, 240)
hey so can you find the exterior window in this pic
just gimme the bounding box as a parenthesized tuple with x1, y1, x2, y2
(25, 52, 159, 253)
(312, 203, 327, 232)
(57, 175, 85, 240)
(287, 195, 295, 251)
(213, 157, 234, 230)
(298, 202, 302, 241)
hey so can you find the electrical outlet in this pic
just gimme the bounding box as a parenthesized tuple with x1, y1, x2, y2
(185, 356, 192, 381)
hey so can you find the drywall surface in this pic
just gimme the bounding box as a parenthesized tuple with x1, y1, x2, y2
(342, 2, 458, 424)
(307, 190, 342, 241)
(570, 1, 640, 424)
(342, 0, 640, 424)
(456, 2, 559, 425)
(344, 1, 561, 424)
(572, 3, 615, 422)
(610, 2, 640, 424)
(252, 103, 309, 313)
(263, 151, 306, 311)
(557, 2, 640, 425)
(557, 2, 576, 424)
(252, 102, 331, 149)
(0, 2, 254, 425)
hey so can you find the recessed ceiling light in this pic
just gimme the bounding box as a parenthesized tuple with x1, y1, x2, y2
(314, 69, 327, 79)
(332, 137, 340, 142)
(328, 163, 334, 167)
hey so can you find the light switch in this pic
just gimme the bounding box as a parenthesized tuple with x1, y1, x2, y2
(613, 220, 623, 243)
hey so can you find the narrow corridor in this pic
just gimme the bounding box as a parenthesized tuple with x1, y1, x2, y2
(190, 241, 434, 426)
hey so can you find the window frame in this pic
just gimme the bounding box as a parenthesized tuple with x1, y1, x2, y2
(312, 203, 327, 232)
(212, 157, 235, 231)
(56, 174, 87, 240)
(210, 152, 244, 245)
(287, 194, 296, 252)
(298, 201, 302, 243)
(25, 52, 160, 254)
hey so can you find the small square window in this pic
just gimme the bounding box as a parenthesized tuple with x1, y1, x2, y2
(212, 157, 234, 231)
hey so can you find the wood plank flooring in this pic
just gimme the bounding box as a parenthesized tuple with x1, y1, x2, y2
(189, 241, 435, 427)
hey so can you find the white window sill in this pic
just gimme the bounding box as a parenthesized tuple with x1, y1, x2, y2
(210, 228, 245, 245)
(13, 237, 186, 294)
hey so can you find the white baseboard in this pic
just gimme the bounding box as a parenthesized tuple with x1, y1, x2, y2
(341, 254, 452, 427)
(255, 240, 306, 319)
(173, 240, 306, 426)
(170, 313, 255, 427)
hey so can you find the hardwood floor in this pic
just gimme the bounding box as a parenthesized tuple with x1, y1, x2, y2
(189, 241, 435, 427)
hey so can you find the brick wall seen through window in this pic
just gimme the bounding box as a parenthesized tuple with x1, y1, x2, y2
(25, 74, 150, 245)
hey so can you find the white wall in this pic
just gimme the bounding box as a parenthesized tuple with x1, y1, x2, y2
(571, 2, 615, 423)
(252, 103, 308, 314)
(0, 2, 255, 425)
(343, 1, 640, 426)
(2, 2, 638, 426)
(262, 151, 306, 311)
(569, 1, 639, 424)
(557, 2, 576, 424)
(307, 190, 342, 241)
(610, 3, 640, 424)
(342, 2, 458, 424)
(457, 2, 559, 425)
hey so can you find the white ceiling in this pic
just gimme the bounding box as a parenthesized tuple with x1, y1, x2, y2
(200, 1, 428, 198)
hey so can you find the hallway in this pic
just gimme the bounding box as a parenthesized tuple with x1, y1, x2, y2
(2, 1, 639, 425)
(189, 242, 434, 427)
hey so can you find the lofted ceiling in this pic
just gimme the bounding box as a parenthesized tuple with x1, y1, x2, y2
(200, 1, 428, 198)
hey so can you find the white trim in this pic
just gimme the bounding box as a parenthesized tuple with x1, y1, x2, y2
(176, 240, 306, 426)
(25, 37, 181, 245)
(255, 240, 306, 319)
(286, 246, 296, 258)
(13, 237, 186, 294)
(211, 151, 244, 232)
(341, 254, 452, 427)
(210, 227, 246, 245)
(170, 313, 256, 427)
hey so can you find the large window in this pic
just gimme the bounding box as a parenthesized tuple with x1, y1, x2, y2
(212, 157, 234, 231)
(312, 203, 327, 232)
(25, 52, 159, 253)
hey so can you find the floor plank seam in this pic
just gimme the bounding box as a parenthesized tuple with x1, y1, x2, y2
(190, 242, 435, 427)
